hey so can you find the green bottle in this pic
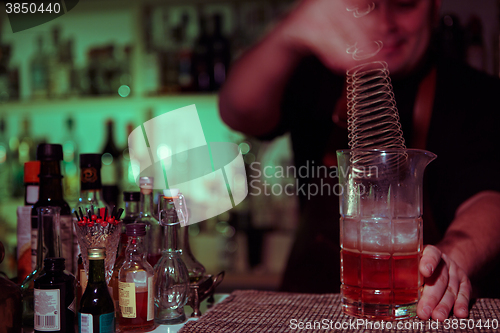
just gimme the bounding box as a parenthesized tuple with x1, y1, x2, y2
(78, 248, 115, 333)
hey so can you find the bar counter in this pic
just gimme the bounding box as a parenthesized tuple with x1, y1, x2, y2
(171, 291, 500, 333)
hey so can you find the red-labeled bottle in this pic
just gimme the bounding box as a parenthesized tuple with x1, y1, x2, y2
(118, 223, 155, 331)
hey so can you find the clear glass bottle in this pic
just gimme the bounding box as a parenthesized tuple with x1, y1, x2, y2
(34, 257, 76, 333)
(118, 223, 155, 331)
(154, 190, 189, 325)
(0, 240, 22, 333)
(78, 248, 115, 333)
(135, 177, 162, 266)
(161, 190, 205, 282)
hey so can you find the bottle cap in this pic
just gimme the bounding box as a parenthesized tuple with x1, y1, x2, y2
(80, 153, 102, 168)
(37, 144, 63, 161)
(163, 189, 179, 198)
(126, 223, 147, 237)
(140, 177, 154, 195)
(24, 161, 40, 183)
(43, 257, 65, 271)
(139, 177, 154, 187)
(123, 191, 140, 202)
(88, 248, 106, 260)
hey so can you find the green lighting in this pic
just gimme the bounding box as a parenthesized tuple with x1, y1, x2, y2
(118, 85, 131, 97)
(238, 142, 250, 155)
(102, 153, 113, 165)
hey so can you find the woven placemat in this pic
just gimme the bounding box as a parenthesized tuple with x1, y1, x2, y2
(179, 290, 500, 333)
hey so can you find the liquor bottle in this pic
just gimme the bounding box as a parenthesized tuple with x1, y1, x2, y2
(78, 248, 115, 333)
(210, 13, 231, 90)
(109, 191, 141, 303)
(34, 145, 74, 272)
(18, 161, 40, 283)
(154, 190, 189, 324)
(21, 206, 63, 328)
(101, 119, 121, 208)
(121, 122, 137, 192)
(47, 26, 71, 98)
(0, 241, 22, 333)
(135, 177, 162, 266)
(34, 257, 76, 332)
(75, 153, 108, 278)
(30, 35, 49, 99)
(22, 144, 71, 327)
(117, 223, 155, 331)
(62, 117, 79, 205)
(0, 117, 11, 202)
(76, 153, 107, 210)
(192, 15, 211, 92)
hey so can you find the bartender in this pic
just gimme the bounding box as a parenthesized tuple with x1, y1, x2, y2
(219, 0, 500, 321)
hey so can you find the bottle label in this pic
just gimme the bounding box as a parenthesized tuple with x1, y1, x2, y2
(26, 185, 39, 204)
(119, 281, 136, 318)
(78, 313, 93, 333)
(34, 289, 60, 331)
(80, 268, 88, 296)
(80, 166, 102, 190)
(147, 276, 154, 321)
(99, 312, 115, 333)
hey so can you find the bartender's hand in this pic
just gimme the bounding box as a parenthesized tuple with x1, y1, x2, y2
(278, 0, 375, 71)
(417, 245, 472, 320)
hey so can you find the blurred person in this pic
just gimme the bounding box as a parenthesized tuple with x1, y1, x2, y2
(219, 0, 500, 321)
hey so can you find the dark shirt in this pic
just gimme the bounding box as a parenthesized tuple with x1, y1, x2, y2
(264, 54, 500, 296)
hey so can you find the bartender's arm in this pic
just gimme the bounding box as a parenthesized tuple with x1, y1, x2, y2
(219, 0, 365, 136)
(418, 191, 500, 320)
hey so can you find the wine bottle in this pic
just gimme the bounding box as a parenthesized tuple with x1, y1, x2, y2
(22, 144, 71, 328)
(78, 248, 115, 333)
(34, 257, 76, 332)
(101, 120, 121, 208)
(117, 223, 155, 331)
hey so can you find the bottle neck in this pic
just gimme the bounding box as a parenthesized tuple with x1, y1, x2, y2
(139, 190, 155, 217)
(38, 160, 64, 201)
(125, 201, 139, 216)
(79, 188, 106, 208)
(88, 258, 106, 284)
(126, 235, 147, 260)
(164, 223, 180, 252)
(36, 214, 62, 268)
